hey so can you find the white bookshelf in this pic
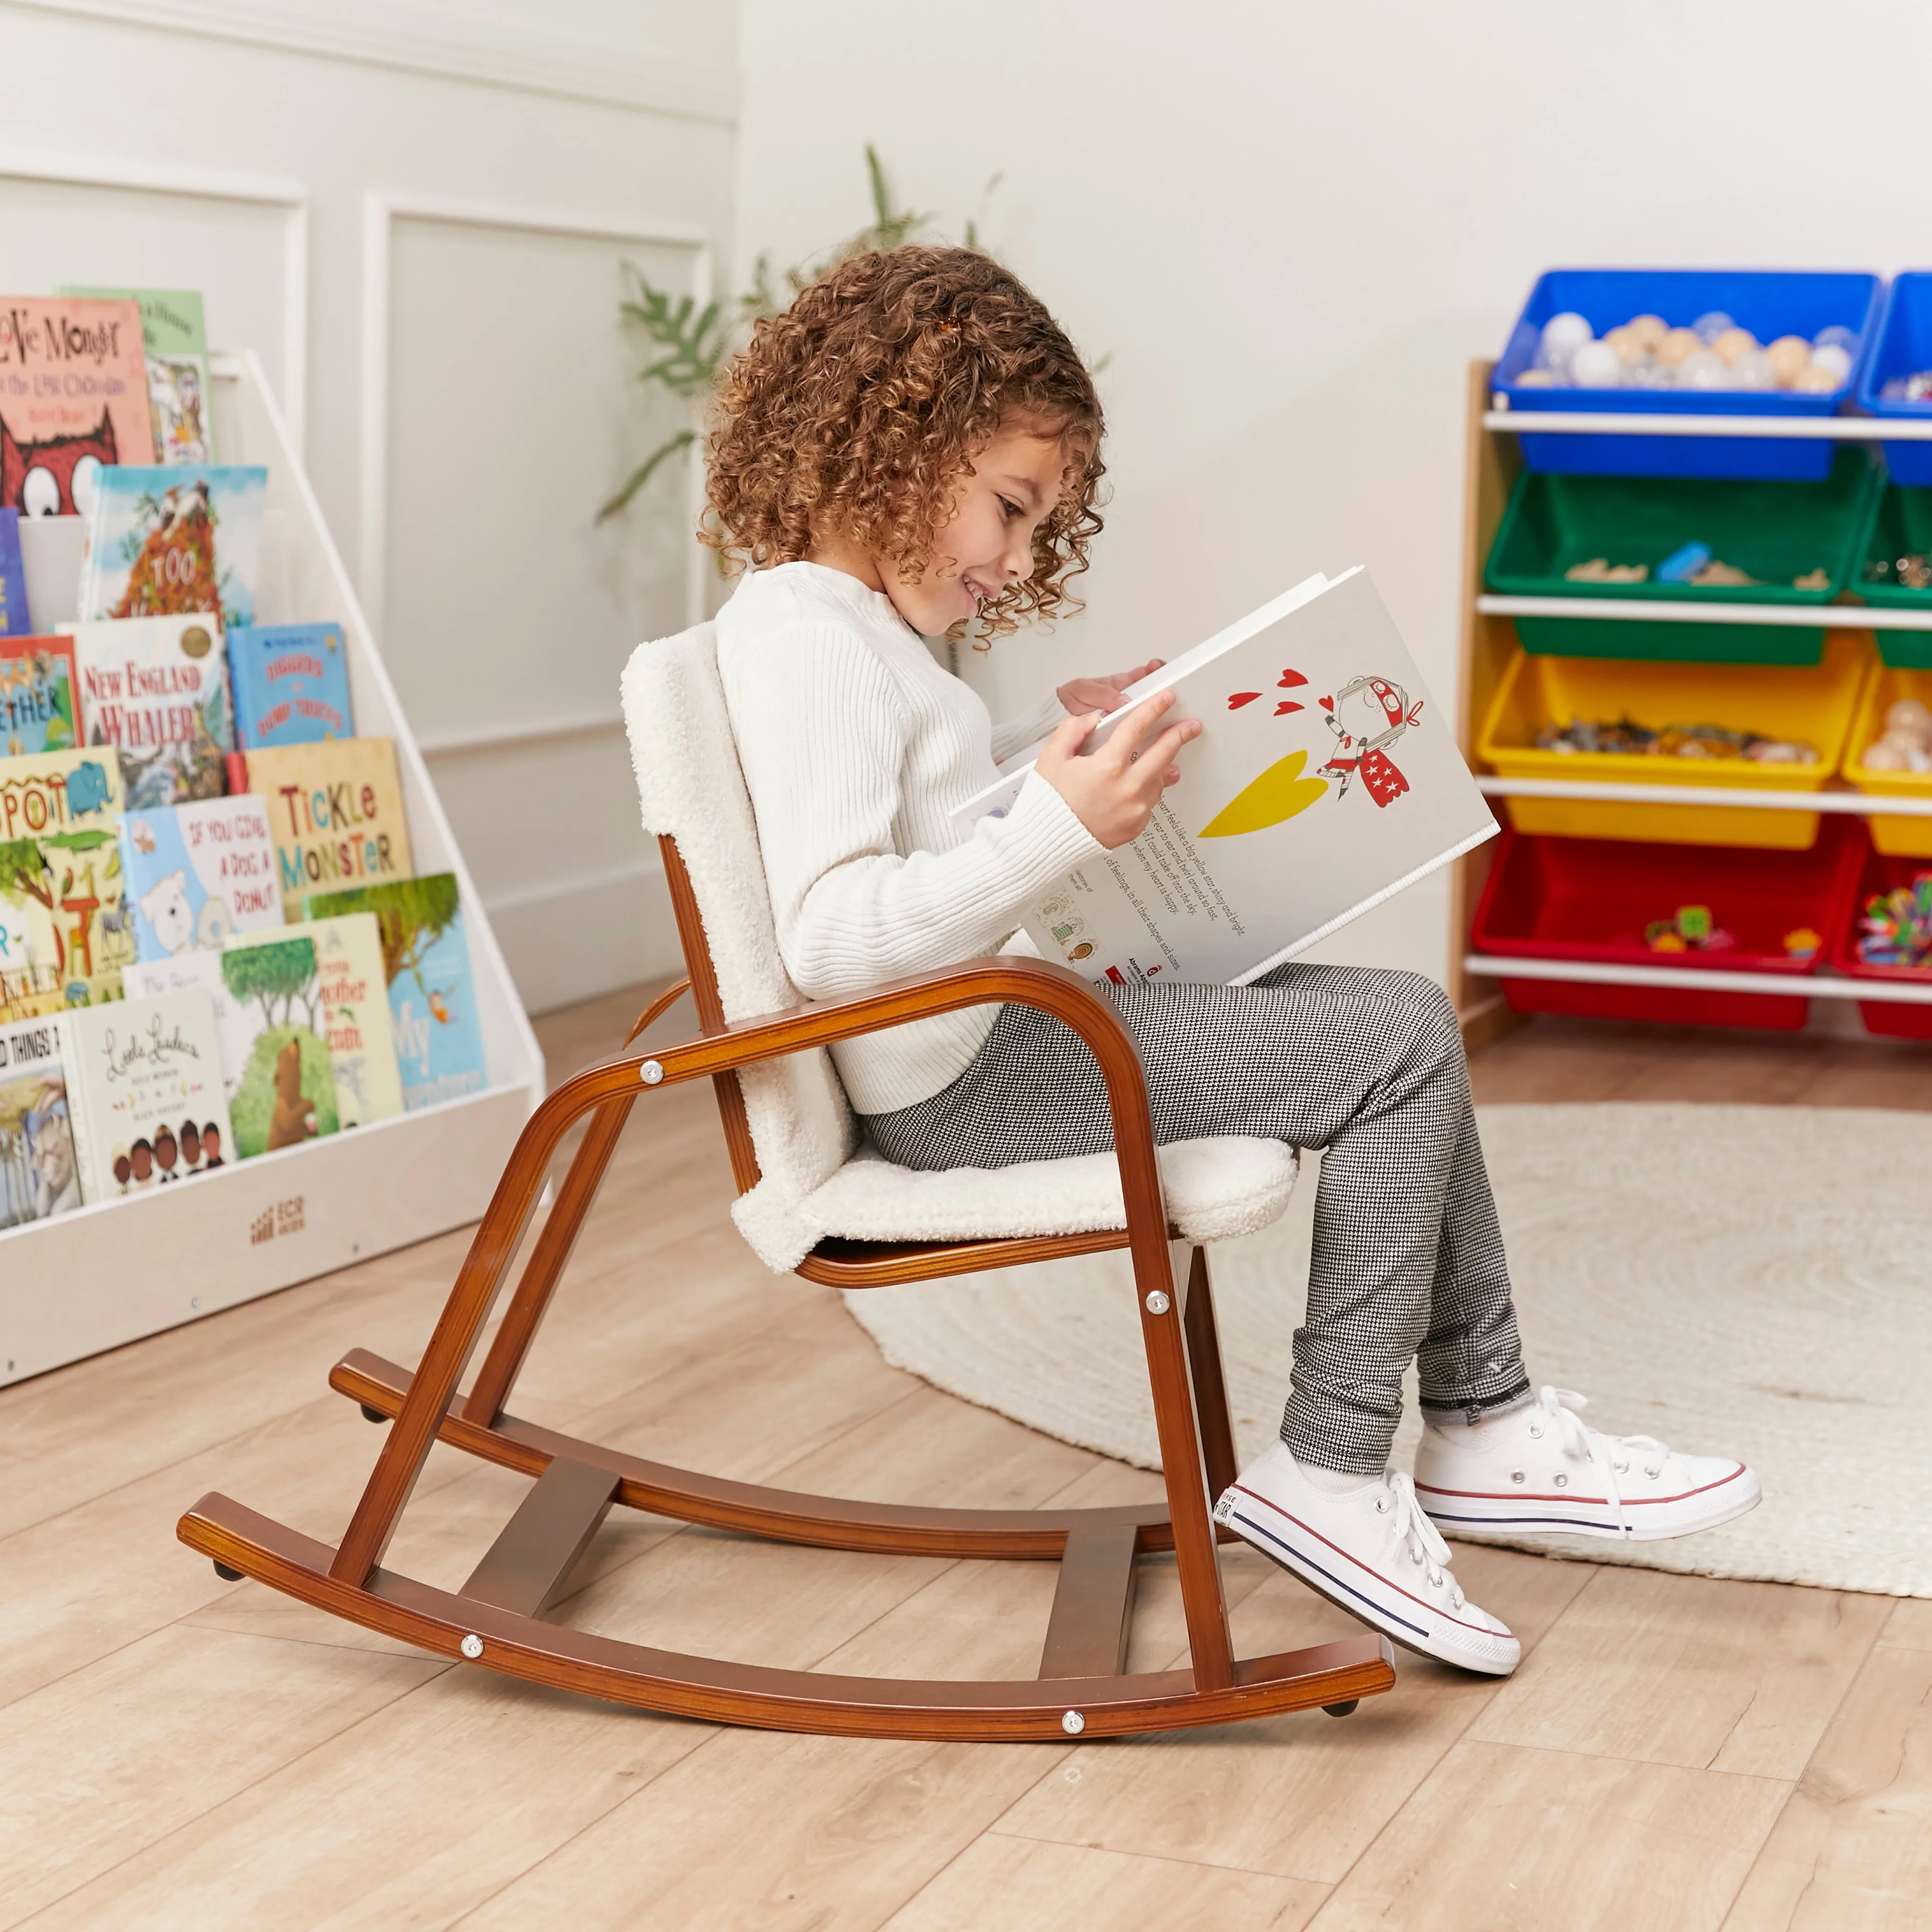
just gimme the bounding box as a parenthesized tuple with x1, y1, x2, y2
(0, 351, 545, 1388)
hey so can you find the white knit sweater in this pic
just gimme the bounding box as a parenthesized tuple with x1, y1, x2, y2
(717, 562, 1101, 1115)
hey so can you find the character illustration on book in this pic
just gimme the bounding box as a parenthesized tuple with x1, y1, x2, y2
(0, 412, 118, 518)
(139, 871, 196, 956)
(149, 360, 210, 465)
(110, 477, 219, 619)
(221, 937, 339, 1158)
(1317, 675, 1423, 808)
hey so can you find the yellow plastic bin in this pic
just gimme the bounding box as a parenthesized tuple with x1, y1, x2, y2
(1843, 660, 1932, 857)
(1477, 632, 1869, 849)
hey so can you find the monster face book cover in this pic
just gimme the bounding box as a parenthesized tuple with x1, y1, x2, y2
(0, 298, 156, 518)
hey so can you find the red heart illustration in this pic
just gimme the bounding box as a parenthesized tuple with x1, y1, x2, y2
(1275, 700, 1304, 715)
(1318, 695, 1335, 711)
(1278, 669, 1308, 688)
(1227, 691, 1262, 709)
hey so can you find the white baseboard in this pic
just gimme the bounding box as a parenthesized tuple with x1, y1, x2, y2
(484, 859, 684, 1016)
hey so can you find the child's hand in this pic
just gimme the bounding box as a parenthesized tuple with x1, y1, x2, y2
(1036, 690, 1200, 850)
(1056, 659, 1165, 716)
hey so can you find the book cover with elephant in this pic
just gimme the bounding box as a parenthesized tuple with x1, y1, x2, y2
(118, 794, 282, 963)
(957, 568, 1497, 990)
(60, 988, 232, 1198)
(0, 743, 130, 1021)
(68, 613, 235, 807)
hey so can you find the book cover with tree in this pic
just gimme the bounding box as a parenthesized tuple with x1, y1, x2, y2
(216, 934, 339, 1158)
(303, 872, 486, 1110)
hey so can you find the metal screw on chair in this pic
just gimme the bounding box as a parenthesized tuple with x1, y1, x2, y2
(460, 1633, 484, 1660)
(1062, 1709, 1086, 1734)
(1144, 1291, 1171, 1315)
(639, 1060, 664, 1086)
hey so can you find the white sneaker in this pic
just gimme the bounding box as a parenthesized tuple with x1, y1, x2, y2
(1413, 1386, 1761, 1543)
(1213, 1442, 1520, 1676)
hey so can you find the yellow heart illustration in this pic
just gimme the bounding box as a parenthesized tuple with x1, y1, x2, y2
(1199, 749, 1330, 838)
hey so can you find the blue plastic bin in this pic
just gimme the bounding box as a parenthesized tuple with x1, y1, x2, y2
(1494, 269, 1882, 482)
(1857, 271, 1932, 485)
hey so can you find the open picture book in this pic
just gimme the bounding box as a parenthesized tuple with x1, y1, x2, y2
(953, 567, 1497, 988)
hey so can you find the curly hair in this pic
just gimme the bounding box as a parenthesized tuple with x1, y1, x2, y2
(701, 245, 1106, 640)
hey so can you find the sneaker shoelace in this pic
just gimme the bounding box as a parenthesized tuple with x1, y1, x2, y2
(1375, 1469, 1464, 1608)
(1534, 1386, 1670, 1540)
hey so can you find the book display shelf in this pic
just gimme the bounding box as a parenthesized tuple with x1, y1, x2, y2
(1450, 357, 1932, 1044)
(0, 352, 544, 1388)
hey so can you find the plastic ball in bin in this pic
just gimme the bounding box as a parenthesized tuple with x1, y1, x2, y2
(1568, 340, 1623, 389)
(1538, 311, 1593, 367)
(1729, 349, 1776, 391)
(1713, 326, 1759, 363)
(1767, 335, 1812, 383)
(1809, 342, 1853, 385)
(1628, 313, 1668, 352)
(1657, 327, 1701, 368)
(1692, 311, 1734, 344)
(1814, 324, 1859, 355)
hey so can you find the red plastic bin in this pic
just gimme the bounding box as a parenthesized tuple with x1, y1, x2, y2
(1825, 833, 1932, 1041)
(1471, 824, 1861, 1031)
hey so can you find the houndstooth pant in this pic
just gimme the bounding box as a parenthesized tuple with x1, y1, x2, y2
(864, 962, 1530, 1474)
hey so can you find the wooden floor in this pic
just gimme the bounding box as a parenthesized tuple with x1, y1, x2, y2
(3, 987, 1929, 1931)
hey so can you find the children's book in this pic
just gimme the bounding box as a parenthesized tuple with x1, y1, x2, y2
(235, 737, 413, 910)
(302, 874, 486, 1110)
(68, 613, 234, 806)
(0, 744, 129, 1020)
(57, 287, 215, 465)
(227, 911, 401, 1129)
(210, 930, 339, 1157)
(75, 464, 266, 630)
(0, 298, 156, 516)
(955, 568, 1499, 990)
(227, 622, 353, 750)
(122, 949, 250, 1109)
(118, 794, 282, 961)
(0, 508, 29, 636)
(0, 634, 78, 758)
(0, 1011, 85, 1225)
(61, 987, 233, 1195)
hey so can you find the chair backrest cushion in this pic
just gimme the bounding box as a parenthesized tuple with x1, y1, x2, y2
(621, 624, 858, 1258)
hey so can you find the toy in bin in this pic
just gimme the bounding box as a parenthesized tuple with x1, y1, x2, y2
(1856, 871, 1932, 968)
(1521, 309, 1857, 395)
(1645, 904, 1732, 953)
(1859, 698, 1932, 775)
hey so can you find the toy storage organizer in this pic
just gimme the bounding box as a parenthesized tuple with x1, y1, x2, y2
(1450, 340, 1932, 1044)
(0, 353, 545, 1388)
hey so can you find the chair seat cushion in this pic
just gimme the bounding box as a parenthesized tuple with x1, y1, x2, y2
(787, 1135, 1299, 1252)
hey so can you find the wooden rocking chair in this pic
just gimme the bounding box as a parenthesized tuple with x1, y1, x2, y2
(178, 625, 1394, 1740)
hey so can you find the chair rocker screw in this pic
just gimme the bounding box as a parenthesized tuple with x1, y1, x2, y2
(1061, 1709, 1086, 1734)
(213, 1562, 243, 1581)
(639, 1059, 665, 1086)
(460, 1634, 484, 1659)
(359, 1404, 388, 1424)
(1144, 1290, 1171, 1315)
(1323, 1700, 1360, 1717)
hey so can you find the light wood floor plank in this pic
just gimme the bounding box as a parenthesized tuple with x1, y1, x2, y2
(888, 1834, 1331, 1931)
(1719, 1643, 1932, 1932)
(1308, 1738, 1790, 1932)
(1468, 1566, 1892, 1779)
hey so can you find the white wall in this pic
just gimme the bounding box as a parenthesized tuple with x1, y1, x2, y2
(1, 0, 736, 1010)
(736, 0, 1932, 980)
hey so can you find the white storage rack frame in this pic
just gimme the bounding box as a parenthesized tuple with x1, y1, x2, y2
(0, 351, 545, 1387)
(1454, 371, 1932, 1026)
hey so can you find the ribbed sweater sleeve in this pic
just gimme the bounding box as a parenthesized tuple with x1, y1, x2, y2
(990, 688, 1070, 767)
(728, 619, 1101, 1000)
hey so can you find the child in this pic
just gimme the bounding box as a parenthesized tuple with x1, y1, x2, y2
(710, 246, 1757, 1677)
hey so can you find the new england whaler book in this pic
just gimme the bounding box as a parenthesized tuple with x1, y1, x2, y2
(953, 568, 1497, 989)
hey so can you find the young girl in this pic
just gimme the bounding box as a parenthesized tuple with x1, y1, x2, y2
(709, 245, 1757, 1677)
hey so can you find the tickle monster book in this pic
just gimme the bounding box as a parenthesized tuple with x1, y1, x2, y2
(0, 297, 155, 515)
(234, 737, 413, 910)
(956, 568, 1498, 989)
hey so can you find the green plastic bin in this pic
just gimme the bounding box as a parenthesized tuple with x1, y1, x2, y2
(1484, 446, 1881, 666)
(1851, 481, 1932, 668)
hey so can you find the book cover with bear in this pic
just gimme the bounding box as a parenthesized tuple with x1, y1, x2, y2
(1, 633, 78, 757)
(209, 930, 339, 1158)
(227, 621, 353, 751)
(0, 1010, 85, 1225)
(0, 743, 130, 1021)
(118, 794, 282, 963)
(60, 987, 232, 1197)
(303, 873, 486, 1111)
(0, 298, 156, 517)
(75, 464, 265, 631)
(68, 612, 234, 808)
(236, 737, 413, 910)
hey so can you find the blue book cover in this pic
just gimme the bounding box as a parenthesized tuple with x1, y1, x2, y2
(227, 622, 353, 749)
(75, 464, 267, 631)
(117, 793, 284, 962)
(0, 509, 28, 637)
(301, 873, 487, 1110)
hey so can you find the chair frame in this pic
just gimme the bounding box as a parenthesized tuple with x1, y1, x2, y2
(178, 836, 1393, 1739)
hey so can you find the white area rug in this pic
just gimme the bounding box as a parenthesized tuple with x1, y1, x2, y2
(844, 1104, 1932, 1598)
